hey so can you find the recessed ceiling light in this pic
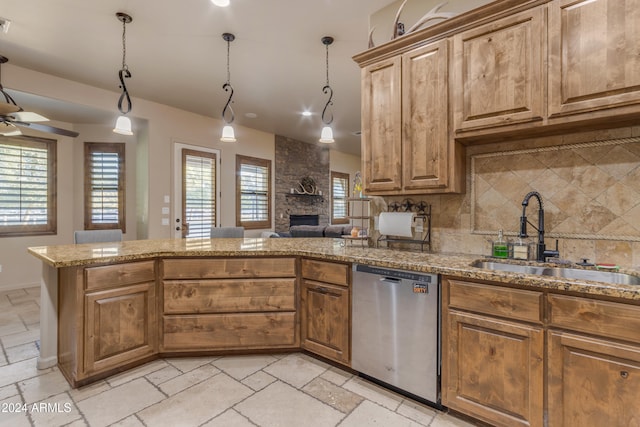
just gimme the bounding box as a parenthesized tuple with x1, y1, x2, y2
(211, 0, 230, 7)
(301, 111, 312, 117)
(245, 112, 257, 118)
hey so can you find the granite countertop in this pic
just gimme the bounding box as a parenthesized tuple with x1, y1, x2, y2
(28, 237, 640, 301)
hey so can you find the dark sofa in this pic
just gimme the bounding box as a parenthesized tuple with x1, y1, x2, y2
(278, 224, 353, 238)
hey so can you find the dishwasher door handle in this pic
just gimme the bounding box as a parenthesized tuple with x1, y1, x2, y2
(379, 277, 401, 285)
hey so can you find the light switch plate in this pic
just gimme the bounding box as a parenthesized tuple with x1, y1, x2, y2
(161, 218, 169, 226)
(164, 195, 170, 203)
(162, 207, 170, 214)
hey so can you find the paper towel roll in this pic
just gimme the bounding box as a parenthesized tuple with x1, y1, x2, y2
(379, 212, 414, 237)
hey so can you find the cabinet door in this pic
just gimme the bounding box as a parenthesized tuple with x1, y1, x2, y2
(300, 280, 350, 365)
(402, 39, 449, 190)
(84, 282, 157, 375)
(548, 331, 640, 427)
(361, 57, 402, 193)
(453, 7, 544, 132)
(443, 310, 543, 427)
(549, 0, 640, 117)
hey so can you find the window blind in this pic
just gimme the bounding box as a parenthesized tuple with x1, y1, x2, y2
(183, 152, 216, 238)
(331, 171, 349, 224)
(85, 143, 125, 231)
(89, 152, 120, 224)
(0, 137, 56, 236)
(239, 162, 269, 222)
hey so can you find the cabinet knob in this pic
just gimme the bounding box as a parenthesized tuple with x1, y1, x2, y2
(620, 371, 629, 379)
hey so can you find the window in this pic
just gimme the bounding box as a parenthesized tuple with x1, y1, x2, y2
(182, 148, 217, 238)
(331, 171, 349, 224)
(0, 136, 57, 237)
(84, 142, 125, 232)
(236, 155, 271, 229)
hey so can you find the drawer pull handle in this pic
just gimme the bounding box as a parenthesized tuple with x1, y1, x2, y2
(314, 286, 329, 294)
(621, 371, 629, 379)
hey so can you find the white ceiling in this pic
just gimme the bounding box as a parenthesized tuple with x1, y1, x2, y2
(0, 0, 399, 155)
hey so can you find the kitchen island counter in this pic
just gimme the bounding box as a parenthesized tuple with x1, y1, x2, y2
(29, 237, 640, 301)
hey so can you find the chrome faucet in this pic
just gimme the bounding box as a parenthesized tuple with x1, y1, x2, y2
(519, 191, 559, 262)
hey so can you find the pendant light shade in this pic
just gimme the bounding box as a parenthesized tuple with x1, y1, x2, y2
(220, 33, 237, 142)
(212, 0, 230, 6)
(319, 36, 335, 143)
(220, 124, 236, 142)
(113, 12, 134, 136)
(319, 125, 334, 143)
(113, 115, 133, 135)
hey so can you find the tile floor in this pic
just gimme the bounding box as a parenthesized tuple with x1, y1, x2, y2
(0, 286, 478, 427)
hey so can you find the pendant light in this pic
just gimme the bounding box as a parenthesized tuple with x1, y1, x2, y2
(319, 36, 335, 143)
(211, 0, 230, 6)
(220, 33, 237, 142)
(113, 12, 134, 136)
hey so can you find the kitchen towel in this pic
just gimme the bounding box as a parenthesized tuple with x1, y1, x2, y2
(378, 212, 414, 237)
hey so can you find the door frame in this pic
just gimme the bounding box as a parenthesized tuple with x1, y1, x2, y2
(172, 142, 221, 238)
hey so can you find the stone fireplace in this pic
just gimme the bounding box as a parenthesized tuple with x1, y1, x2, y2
(289, 214, 319, 227)
(275, 135, 329, 233)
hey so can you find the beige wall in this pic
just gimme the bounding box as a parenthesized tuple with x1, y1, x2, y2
(0, 64, 362, 290)
(329, 150, 361, 194)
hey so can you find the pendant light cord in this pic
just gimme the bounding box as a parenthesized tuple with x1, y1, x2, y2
(321, 39, 333, 126)
(222, 34, 235, 124)
(117, 15, 132, 115)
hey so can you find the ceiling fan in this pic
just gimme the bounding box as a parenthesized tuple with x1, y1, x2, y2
(0, 55, 79, 138)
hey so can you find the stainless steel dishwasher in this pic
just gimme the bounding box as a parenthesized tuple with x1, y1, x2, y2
(352, 264, 440, 405)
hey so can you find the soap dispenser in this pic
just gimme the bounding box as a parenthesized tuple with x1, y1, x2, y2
(512, 237, 530, 260)
(492, 229, 508, 259)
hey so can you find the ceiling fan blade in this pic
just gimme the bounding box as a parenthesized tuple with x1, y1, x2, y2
(0, 121, 22, 136)
(13, 120, 79, 138)
(11, 111, 49, 122)
(0, 102, 21, 115)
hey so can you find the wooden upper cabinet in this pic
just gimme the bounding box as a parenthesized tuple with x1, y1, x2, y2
(548, 0, 640, 117)
(361, 40, 462, 195)
(361, 57, 402, 193)
(453, 6, 545, 132)
(402, 39, 450, 190)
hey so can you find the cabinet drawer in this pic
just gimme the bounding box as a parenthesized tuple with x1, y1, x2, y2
(85, 260, 156, 291)
(548, 294, 640, 343)
(163, 278, 296, 314)
(162, 312, 298, 350)
(301, 259, 349, 286)
(447, 279, 543, 323)
(162, 257, 296, 279)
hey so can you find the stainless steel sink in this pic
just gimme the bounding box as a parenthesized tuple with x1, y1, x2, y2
(471, 260, 640, 285)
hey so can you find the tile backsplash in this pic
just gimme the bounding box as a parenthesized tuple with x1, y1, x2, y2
(373, 127, 640, 268)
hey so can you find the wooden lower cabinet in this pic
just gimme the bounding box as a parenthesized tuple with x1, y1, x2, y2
(300, 259, 350, 365)
(163, 312, 297, 350)
(443, 310, 544, 427)
(442, 277, 544, 427)
(84, 282, 157, 374)
(58, 261, 158, 386)
(548, 331, 640, 427)
(160, 257, 299, 352)
(547, 293, 640, 426)
(300, 280, 350, 364)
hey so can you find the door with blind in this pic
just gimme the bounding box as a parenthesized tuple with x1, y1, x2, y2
(173, 143, 220, 238)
